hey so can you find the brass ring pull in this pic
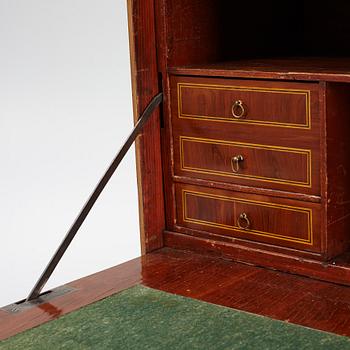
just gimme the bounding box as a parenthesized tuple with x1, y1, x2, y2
(231, 100, 246, 119)
(231, 155, 244, 173)
(237, 213, 251, 230)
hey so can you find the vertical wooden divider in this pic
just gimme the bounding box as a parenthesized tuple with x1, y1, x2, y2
(127, 0, 165, 253)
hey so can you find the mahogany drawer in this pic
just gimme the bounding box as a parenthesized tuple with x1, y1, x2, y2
(174, 135, 319, 195)
(175, 184, 321, 253)
(173, 76, 319, 129)
(170, 75, 320, 194)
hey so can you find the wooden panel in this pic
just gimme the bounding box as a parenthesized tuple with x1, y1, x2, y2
(165, 0, 222, 66)
(325, 83, 350, 258)
(0, 257, 142, 340)
(170, 75, 321, 195)
(171, 76, 320, 133)
(178, 80, 311, 128)
(2, 249, 350, 341)
(172, 129, 320, 195)
(173, 176, 321, 203)
(164, 233, 350, 284)
(178, 136, 312, 191)
(168, 58, 350, 84)
(154, 0, 177, 232)
(175, 184, 322, 253)
(171, 224, 322, 261)
(127, 0, 165, 252)
(163, 1, 350, 69)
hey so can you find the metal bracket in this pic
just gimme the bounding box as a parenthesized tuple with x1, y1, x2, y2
(25, 92, 163, 302)
(2, 286, 76, 314)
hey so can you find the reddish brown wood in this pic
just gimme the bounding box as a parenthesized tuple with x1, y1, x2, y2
(175, 183, 322, 255)
(160, 43, 350, 273)
(164, 232, 350, 286)
(325, 83, 350, 258)
(170, 75, 321, 196)
(179, 136, 312, 191)
(127, 0, 165, 252)
(129, 2, 350, 331)
(154, 2, 178, 234)
(162, 2, 350, 73)
(143, 249, 350, 337)
(0, 258, 142, 340)
(152, 2, 350, 289)
(160, 70, 350, 279)
(178, 78, 312, 127)
(171, 131, 321, 193)
(168, 58, 350, 83)
(2, 249, 350, 340)
(127, 4, 350, 338)
(6, 0, 350, 344)
(164, 0, 223, 67)
(160, 81, 177, 232)
(171, 224, 323, 261)
(173, 176, 321, 203)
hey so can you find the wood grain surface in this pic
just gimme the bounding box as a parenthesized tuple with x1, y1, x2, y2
(169, 58, 350, 83)
(127, 0, 165, 253)
(175, 184, 322, 254)
(325, 83, 350, 258)
(2, 248, 350, 340)
(170, 75, 321, 196)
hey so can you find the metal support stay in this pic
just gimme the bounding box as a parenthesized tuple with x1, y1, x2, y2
(26, 92, 163, 301)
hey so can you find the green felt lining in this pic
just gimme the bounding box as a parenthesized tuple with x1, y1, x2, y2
(1, 285, 350, 349)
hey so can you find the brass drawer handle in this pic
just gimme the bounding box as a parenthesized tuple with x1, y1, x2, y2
(231, 155, 244, 173)
(231, 100, 246, 119)
(237, 213, 251, 230)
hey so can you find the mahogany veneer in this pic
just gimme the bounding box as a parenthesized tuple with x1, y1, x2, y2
(175, 184, 321, 254)
(2, 249, 350, 340)
(179, 136, 312, 191)
(168, 58, 350, 83)
(128, 0, 350, 286)
(176, 76, 315, 127)
(5, 0, 350, 343)
(166, 73, 350, 262)
(171, 76, 321, 196)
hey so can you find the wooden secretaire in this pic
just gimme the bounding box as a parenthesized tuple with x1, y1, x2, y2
(4, 1, 350, 342)
(128, 0, 350, 285)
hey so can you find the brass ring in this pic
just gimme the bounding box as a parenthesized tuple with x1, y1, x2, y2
(237, 213, 250, 230)
(231, 155, 244, 173)
(231, 100, 246, 119)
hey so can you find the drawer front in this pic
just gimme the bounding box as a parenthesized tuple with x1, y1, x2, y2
(176, 77, 316, 129)
(176, 184, 321, 252)
(171, 76, 320, 195)
(178, 136, 312, 189)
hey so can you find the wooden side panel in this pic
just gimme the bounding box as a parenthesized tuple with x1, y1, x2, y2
(127, 0, 165, 253)
(325, 83, 350, 258)
(165, 0, 222, 66)
(154, 0, 177, 232)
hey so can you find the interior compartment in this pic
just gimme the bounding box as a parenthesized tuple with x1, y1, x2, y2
(164, 0, 350, 69)
(160, 0, 350, 270)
